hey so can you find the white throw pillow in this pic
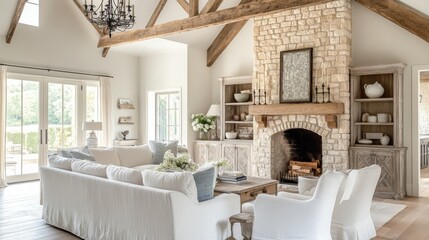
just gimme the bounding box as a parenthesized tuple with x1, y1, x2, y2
(115, 145, 153, 168)
(142, 170, 198, 203)
(106, 165, 143, 185)
(71, 160, 108, 178)
(89, 148, 121, 166)
(48, 155, 77, 170)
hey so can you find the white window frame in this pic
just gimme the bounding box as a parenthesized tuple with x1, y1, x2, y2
(150, 90, 182, 143)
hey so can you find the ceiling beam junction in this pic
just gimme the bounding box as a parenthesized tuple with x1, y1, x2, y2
(98, 0, 330, 48)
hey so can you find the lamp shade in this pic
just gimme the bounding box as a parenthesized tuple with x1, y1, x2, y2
(207, 104, 221, 116)
(82, 121, 102, 131)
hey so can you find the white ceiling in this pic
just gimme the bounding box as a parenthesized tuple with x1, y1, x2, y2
(0, 0, 428, 57)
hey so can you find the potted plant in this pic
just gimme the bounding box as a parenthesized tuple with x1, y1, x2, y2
(191, 113, 216, 140)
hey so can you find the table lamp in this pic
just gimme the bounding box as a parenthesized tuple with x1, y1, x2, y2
(207, 104, 221, 140)
(82, 121, 102, 147)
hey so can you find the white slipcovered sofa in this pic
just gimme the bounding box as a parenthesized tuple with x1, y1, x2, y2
(41, 144, 241, 240)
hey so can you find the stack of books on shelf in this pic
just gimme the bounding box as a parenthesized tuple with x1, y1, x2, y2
(219, 171, 247, 184)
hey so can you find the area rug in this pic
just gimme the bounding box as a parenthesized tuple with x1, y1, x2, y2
(371, 201, 406, 229)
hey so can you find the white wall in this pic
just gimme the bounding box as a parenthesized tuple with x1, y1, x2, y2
(0, 0, 139, 144)
(352, 1, 429, 196)
(138, 46, 188, 145)
(210, 20, 255, 103)
(186, 46, 213, 153)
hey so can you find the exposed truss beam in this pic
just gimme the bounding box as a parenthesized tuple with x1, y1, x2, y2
(200, 0, 223, 14)
(207, 0, 252, 67)
(177, 0, 189, 13)
(6, 0, 28, 44)
(98, 0, 330, 48)
(72, 0, 111, 57)
(189, 0, 199, 17)
(356, 0, 429, 44)
(146, 0, 168, 28)
(207, 21, 248, 67)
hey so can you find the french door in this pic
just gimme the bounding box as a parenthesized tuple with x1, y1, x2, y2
(5, 74, 83, 183)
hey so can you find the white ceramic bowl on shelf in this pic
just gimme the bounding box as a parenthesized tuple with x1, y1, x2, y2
(234, 93, 250, 102)
(225, 132, 238, 139)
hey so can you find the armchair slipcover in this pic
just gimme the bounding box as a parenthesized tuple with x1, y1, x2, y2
(331, 164, 381, 240)
(252, 171, 345, 240)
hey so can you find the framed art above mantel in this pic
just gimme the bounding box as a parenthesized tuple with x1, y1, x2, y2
(279, 48, 313, 103)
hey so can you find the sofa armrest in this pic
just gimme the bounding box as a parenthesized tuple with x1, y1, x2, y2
(170, 193, 241, 240)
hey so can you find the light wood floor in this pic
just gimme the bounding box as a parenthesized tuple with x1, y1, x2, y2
(1, 181, 429, 240)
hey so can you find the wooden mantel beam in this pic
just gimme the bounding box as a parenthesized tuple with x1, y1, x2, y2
(72, 0, 111, 57)
(207, 0, 252, 67)
(98, 0, 330, 48)
(6, 0, 28, 44)
(356, 0, 429, 44)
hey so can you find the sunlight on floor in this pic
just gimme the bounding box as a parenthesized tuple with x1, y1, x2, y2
(419, 168, 429, 198)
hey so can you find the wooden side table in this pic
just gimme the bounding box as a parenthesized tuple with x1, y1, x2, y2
(215, 177, 278, 204)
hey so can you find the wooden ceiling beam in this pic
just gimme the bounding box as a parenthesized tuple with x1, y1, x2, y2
(6, 0, 28, 44)
(146, 0, 168, 28)
(207, 20, 248, 67)
(98, 0, 330, 48)
(189, 0, 199, 17)
(200, 0, 223, 14)
(177, 0, 190, 13)
(72, 0, 110, 57)
(356, 0, 429, 44)
(206, 0, 253, 67)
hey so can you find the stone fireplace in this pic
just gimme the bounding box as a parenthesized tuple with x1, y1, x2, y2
(250, 0, 352, 178)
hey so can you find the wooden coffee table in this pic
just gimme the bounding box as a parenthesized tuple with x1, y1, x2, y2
(215, 177, 278, 204)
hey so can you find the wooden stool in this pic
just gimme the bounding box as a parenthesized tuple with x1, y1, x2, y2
(227, 213, 254, 240)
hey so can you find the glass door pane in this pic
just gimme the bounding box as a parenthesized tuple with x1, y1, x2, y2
(47, 82, 78, 155)
(5, 79, 41, 179)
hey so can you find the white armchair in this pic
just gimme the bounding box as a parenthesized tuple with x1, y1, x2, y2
(331, 164, 381, 240)
(252, 171, 345, 240)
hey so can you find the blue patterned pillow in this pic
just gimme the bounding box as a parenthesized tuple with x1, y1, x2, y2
(60, 150, 73, 158)
(70, 150, 95, 161)
(149, 140, 178, 164)
(193, 167, 215, 202)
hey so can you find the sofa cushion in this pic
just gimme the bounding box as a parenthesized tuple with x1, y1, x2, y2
(48, 155, 77, 170)
(142, 170, 198, 203)
(132, 164, 159, 171)
(149, 140, 178, 164)
(60, 150, 74, 158)
(71, 160, 107, 178)
(115, 145, 153, 168)
(106, 165, 143, 185)
(89, 148, 121, 166)
(193, 166, 215, 202)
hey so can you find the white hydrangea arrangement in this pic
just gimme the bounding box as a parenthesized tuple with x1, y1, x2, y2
(191, 113, 216, 133)
(157, 150, 198, 172)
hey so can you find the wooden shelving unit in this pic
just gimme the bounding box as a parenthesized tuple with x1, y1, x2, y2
(349, 63, 406, 199)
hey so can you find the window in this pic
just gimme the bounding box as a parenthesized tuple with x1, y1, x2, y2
(155, 91, 181, 142)
(86, 83, 100, 122)
(19, 0, 39, 27)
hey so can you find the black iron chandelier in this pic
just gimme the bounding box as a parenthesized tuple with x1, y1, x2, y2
(84, 0, 136, 38)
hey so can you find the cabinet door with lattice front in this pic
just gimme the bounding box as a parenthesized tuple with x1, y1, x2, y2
(206, 143, 222, 163)
(373, 151, 395, 195)
(235, 144, 251, 175)
(221, 143, 236, 171)
(193, 142, 209, 164)
(350, 149, 374, 169)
